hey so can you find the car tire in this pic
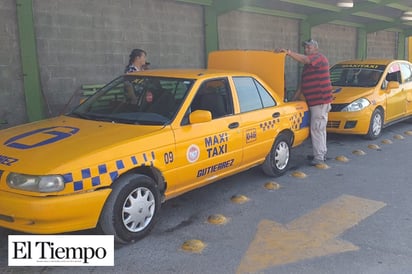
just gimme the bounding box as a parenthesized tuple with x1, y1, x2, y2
(365, 108, 383, 140)
(262, 133, 291, 177)
(99, 174, 160, 244)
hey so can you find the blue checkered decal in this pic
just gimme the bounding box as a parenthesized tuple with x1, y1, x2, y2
(63, 151, 156, 191)
(290, 110, 310, 130)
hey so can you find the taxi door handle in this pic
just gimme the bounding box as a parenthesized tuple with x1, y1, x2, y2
(272, 112, 280, 118)
(228, 122, 239, 129)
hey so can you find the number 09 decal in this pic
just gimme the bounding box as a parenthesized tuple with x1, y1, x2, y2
(164, 152, 174, 164)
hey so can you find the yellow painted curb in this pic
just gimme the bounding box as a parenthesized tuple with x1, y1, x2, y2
(231, 194, 250, 204)
(367, 144, 380, 150)
(394, 134, 404, 140)
(181, 239, 206, 253)
(335, 155, 349, 162)
(381, 139, 393, 144)
(291, 171, 307, 178)
(264, 182, 280, 190)
(207, 214, 228, 225)
(352, 149, 366, 155)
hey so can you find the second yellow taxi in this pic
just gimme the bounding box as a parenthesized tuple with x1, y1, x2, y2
(328, 58, 412, 139)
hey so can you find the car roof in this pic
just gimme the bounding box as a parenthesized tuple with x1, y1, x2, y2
(126, 50, 288, 100)
(334, 59, 397, 66)
(126, 69, 257, 79)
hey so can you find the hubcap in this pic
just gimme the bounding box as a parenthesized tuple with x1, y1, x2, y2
(372, 113, 382, 136)
(122, 187, 155, 232)
(274, 141, 289, 170)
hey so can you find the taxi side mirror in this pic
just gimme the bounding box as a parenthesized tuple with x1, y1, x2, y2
(189, 110, 212, 124)
(386, 81, 400, 91)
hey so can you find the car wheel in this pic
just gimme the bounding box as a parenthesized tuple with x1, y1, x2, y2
(365, 108, 383, 140)
(99, 174, 160, 244)
(262, 133, 291, 177)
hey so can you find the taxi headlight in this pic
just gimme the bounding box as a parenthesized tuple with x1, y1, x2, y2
(342, 98, 370, 112)
(7, 173, 65, 193)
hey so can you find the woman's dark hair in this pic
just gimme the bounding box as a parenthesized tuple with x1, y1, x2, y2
(125, 48, 146, 71)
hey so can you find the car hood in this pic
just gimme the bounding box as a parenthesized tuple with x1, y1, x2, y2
(0, 116, 168, 174)
(331, 86, 375, 104)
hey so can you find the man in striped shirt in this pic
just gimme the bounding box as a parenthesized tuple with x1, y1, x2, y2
(279, 39, 333, 165)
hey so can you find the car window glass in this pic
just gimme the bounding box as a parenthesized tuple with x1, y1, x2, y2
(330, 64, 385, 87)
(71, 76, 193, 125)
(233, 77, 275, 113)
(255, 80, 276, 107)
(385, 64, 402, 84)
(400, 63, 412, 83)
(182, 78, 233, 125)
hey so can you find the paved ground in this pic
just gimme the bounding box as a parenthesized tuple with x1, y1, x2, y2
(1, 121, 412, 274)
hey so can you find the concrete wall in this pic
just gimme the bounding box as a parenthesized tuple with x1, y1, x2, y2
(0, 0, 26, 127)
(218, 10, 300, 89)
(312, 24, 358, 66)
(33, 0, 204, 117)
(218, 11, 396, 90)
(0, 0, 403, 128)
(367, 31, 397, 59)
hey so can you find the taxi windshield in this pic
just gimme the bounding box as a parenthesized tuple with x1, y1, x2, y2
(330, 64, 385, 87)
(69, 75, 194, 125)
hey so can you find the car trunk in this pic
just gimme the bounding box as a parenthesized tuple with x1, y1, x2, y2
(207, 50, 286, 101)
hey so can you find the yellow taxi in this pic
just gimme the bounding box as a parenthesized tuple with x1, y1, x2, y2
(0, 50, 309, 243)
(328, 59, 412, 139)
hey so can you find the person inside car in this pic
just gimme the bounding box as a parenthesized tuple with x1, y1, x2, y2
(124, 49, 149, 104)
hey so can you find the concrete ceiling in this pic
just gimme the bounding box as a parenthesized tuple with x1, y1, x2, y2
(176, 0, 412, 35)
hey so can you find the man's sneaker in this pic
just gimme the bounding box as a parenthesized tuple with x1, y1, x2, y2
(310, 158, 325, 166)
(307, 155, 329, 161)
